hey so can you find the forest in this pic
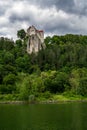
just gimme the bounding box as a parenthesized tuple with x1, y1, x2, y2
(0, 31, 87, 102)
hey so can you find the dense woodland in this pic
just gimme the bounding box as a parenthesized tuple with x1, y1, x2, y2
(0, 31, 87, 101)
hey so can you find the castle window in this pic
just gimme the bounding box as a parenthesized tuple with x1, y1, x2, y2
(31, 30, 34, 32)
(32, 36, 34, 40)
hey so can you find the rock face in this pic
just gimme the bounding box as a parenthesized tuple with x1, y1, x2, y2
(27, 25, 45, 54)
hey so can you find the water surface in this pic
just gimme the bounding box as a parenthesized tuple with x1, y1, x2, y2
(0, 102, 87, 130)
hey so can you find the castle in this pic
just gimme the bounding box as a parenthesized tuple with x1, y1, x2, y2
(27, 25, 45, 54)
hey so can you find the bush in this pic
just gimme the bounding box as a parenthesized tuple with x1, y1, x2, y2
(43, 91, 52, 99)
(19, 76, 32, 100)
(44, 71, 68, 93)
(77, 77, 87, 96)
(69, 68, 87, 96)
(0, 84, 16, 94)
(3, 74, 17, 85)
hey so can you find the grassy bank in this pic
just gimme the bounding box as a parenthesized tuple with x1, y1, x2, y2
(37, 94, 87, 103)
(0, 94, 87, 104)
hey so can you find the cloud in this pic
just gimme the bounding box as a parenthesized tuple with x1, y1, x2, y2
(0, 0, 87, 40)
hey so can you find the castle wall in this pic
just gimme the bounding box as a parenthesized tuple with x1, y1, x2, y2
(27, 26, 44, 54)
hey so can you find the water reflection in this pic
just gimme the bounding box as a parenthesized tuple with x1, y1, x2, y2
(0, 103, 87, 130)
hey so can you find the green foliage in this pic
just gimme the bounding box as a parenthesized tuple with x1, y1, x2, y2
(69, 68, 87, 96)
(0, 33, 87, 100)
(42, 91, 52, 99)
(0, 64, 5, 83)
(18, 76, 31, 100)
(17, 29, 26, 39)
(0, 37, 14, 51)
(3, 74, 16, 85)
(0, 94, 19, 101)
(1, 74, 17, 94)
(78, 77, 87, 96)
(44, 71, 68, 93)
(3, 51, 15, 65)
(44, 36, 52, 47)
(16, 39, 22, 47)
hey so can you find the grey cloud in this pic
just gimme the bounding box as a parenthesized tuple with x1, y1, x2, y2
(43, 21, 81, 35)
(0, 3, 9, 16)
(0, 32, 6, 36)
(9, 13, 30, 23)
(0, 8, 6, 16)
(0, 1, 12, 16)
(55, 0, 75, 13)
(29, 0, 87, 16)
(0, 0, 87, 40)
(27, 0, 75, 12)
(80, 5, 87, 16)
(9, 12, 36, 28)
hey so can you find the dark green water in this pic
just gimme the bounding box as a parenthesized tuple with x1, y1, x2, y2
(0, 102, 87, 130)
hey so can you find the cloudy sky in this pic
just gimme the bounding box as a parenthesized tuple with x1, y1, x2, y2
(0, 0, 87, 40)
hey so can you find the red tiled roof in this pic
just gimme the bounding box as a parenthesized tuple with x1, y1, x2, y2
(37, 30, 44, 32)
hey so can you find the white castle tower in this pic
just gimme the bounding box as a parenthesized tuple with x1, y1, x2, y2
(27, 25, 45, 54)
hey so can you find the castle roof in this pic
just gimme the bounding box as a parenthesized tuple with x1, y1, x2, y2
(36, 30, 44, 33)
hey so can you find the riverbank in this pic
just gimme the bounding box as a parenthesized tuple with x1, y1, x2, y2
(0, 99, 87, 104)
(0, 94, 87, 104)
(37, 94, 87, 104)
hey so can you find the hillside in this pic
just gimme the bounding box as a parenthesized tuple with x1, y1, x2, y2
(0, 34, 87, 102)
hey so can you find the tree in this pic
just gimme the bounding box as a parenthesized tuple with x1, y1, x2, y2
(3, 74, 16, 85)
(51, 35, 60, 45)
(2, 74, 17, 94)
(0, 65, 5, 84)
(44, 71, 68, 93)
(19, 76, 32, 100)
(0, 37, 14, 51)
(69, 68, 87, 95)
(15, 39, 22, 47)
(78, 77, 87, 96)
(44, 36, 52, 47)
(3, 51, 14, 65)
(17, 29, 26, 39)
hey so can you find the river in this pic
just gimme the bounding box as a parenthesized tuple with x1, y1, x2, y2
(0, 102, 87, 130)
